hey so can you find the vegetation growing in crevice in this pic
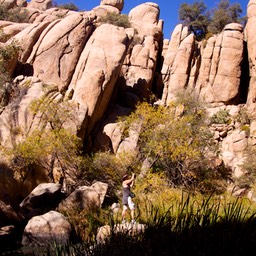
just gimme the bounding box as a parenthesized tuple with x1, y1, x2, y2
(53, 1, 79, 11)
(0, 2, 29, 23)
(99, 12, 131, 28)
(0, 38, 20, 109)
(209, 109, 231, 125)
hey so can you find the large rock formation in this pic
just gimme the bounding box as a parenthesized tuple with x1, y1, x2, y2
(2, 0, 256, 252)
(161, 23, 245, 106)
(245, 0, 256, 112)
(0, 0, 255, 208)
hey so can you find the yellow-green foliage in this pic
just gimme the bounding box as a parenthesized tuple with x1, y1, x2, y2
(130, 172, 256, 225)
(100, 12, 131, 28)
(119, 93, 224, 192)
(30, 90, 78, 131)
(240, 124, 250, 136)
(5, 128, 82, 182)
(4, 92, 83, 182)
(85, 151, 140, 196)
(0, 39, 20, 108)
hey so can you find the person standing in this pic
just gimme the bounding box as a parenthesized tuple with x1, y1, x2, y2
(122, 173, 136, 224)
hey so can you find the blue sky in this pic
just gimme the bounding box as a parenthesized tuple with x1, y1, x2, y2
(65, 0, 248, 39)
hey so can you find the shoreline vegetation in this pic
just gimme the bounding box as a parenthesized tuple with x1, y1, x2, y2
(2, 191, 256, 256)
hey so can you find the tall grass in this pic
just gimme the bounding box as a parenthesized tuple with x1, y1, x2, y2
(29, 193, 256, 256)
(90, 194, 256, 255)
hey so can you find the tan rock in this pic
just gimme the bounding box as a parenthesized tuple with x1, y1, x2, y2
(97, 223, 146, 244)
(165, 34, 195, 104)
(17, 0, 27, 7)
(28, 0, 52, 11)
(91, 181, 108, 206)
(93, 105, 132, 153)
(23, 7, 41, 22)
(199, 24, 244, 104)
(22, 211, 71, 246)
(58, 185, 101, 211)
(19, 183, 62, 213)
(29, 13, 93, 90)
(13, 21, 51, 62)
(33, 7, 74, 23)
(221, 129, 248, 175)
(120, 3, 162, 101)
(1, 23, 30, 42)
(246, 0, 256, 106)
(161, 24, 191, 102)
(93, 4, 120, 19)
(100, 0, 124, 11)
(69, 24, 129, 137)
(129, 2, 162, 37)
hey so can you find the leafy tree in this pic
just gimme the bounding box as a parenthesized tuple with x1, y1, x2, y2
(208, 0, 243, 34)
(120, 92, 230, 193)
(178, 1, 210, 39)
(178, 0, 244, 39)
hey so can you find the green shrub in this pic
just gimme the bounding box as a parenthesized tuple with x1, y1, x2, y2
(210, 109, 231, 124)
(100, 12, 131, 28)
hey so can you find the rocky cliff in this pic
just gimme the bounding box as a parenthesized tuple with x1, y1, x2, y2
(0, 0, 256, 198)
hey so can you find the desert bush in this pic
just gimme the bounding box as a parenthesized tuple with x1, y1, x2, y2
(210, 109, 231, 124)
(119, 92, 228, 193)
(55, 2, 79, 11)
(234, 106, 251, 125)
(237, 145, 256, 188)
(0, 3, 29, 23)
(0, 39, 20, 108)
(100, 12, 131, 28)
(0, 39, 20, 75)
(2, 90, 83, 183)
